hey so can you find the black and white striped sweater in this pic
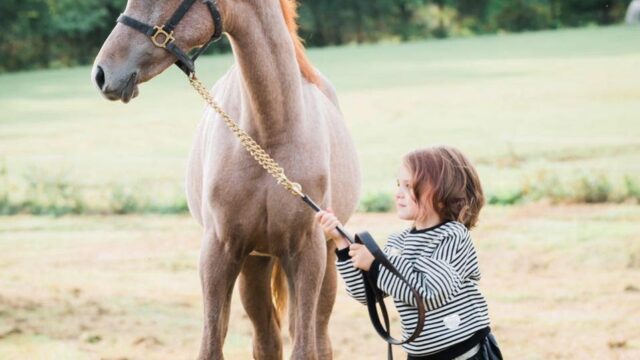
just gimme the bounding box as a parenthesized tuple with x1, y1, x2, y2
(335, 221, 491, 357)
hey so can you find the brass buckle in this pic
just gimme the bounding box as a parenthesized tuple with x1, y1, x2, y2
(151, 26, 175, 48)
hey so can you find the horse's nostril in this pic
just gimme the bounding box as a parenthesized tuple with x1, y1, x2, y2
(95, 65, 106, 90)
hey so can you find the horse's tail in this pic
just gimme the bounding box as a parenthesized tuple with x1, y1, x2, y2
(271, 258, 288, 328)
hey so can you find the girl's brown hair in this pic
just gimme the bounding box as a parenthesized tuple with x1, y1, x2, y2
(403, 146, 484, 229)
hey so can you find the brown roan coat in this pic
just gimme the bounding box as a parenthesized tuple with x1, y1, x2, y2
(92, 0, 361, 359)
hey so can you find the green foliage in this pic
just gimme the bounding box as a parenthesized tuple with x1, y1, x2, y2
(491, 0, 554, 32)
(147, 196, 189, 214)
(1, 165, 639, 217)
(455, 0, 492, 32)
(109, 185, 190, 214)
(558, 0, 628, 26)
(509, 171, 629, 204)
(359, 192, 395, 213)
(0, 0, 126, 72)
(356, 172, 634, 211)
(0, 159, 17, 215)
(21, 168, 86, 216)
(0, 166, 190, 216)
(487, 189, 526, 205)
(0, 0, 631, 72)
(624, 176, 640, 202)
(573, 174, 612, 203)
(109, 185, 145, 215)
(524, 170, 570, 203)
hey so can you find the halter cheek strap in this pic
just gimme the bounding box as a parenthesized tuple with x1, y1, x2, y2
(117, 0, 223, 75)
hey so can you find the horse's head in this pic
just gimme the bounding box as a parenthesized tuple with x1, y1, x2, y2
(92, 0, 222, 103)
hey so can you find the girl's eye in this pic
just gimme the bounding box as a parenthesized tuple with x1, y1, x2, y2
(396, 181, 411, 192)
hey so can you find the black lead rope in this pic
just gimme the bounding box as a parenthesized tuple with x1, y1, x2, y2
(301, 195, 426, 360)
(117, 1, 426, 356)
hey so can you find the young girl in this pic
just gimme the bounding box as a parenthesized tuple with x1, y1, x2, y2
(316, 145, 503, 360)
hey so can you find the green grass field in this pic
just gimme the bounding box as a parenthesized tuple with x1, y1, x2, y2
(1, 25, 640, 359)
(1, 25, 639, 207)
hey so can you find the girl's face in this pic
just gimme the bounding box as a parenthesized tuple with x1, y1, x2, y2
(395, 164, 420, 221)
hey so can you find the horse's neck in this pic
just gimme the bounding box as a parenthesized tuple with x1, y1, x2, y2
(226, 1, 305, 141)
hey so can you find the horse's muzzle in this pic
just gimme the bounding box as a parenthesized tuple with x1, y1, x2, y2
(92, 65, 139, 103)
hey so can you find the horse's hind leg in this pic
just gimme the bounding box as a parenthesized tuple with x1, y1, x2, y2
(239, 255, 283, 360)
(281, 232, 326, 360)
(315, 241, 337, 359)
(198, 232, 245, 360)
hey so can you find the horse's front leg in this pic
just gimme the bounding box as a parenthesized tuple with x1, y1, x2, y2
(239, 255, 283, 360)
(281, 230, 327, 360)
(198, 229, 245, 360)
(315, 240, 337, 359)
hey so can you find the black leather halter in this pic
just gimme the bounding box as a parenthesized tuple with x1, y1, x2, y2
(117, 0, 223, 75)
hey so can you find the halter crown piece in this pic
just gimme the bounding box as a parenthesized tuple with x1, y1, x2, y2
(117, 0, 223, 75)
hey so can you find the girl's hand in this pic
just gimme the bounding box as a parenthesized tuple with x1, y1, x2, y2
(348, 243, 375, 271)
(315, 208, 349, 249)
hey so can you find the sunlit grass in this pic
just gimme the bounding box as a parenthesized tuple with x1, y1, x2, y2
(0, 25, 638, 199)
(1, 205, 639, 359)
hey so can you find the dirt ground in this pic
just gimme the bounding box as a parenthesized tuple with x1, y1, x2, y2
(1, 204, 639, 359)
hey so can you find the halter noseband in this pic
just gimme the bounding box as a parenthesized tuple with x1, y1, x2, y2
(117, 0, 223, 75)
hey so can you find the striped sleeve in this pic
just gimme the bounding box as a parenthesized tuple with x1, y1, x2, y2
(375, 229, 476, 310)
(335, 253, 367, 305)
(335, 231, 404, 306)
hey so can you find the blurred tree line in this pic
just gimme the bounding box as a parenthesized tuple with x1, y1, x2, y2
(0, 0, 629, 72)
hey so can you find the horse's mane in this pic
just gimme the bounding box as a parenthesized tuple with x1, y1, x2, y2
(279, 0, 320, 86)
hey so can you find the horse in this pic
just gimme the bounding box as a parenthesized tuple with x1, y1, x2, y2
(91, 0, 361, 359)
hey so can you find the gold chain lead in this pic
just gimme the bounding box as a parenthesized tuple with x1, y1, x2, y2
(188, 73, 304, 197)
